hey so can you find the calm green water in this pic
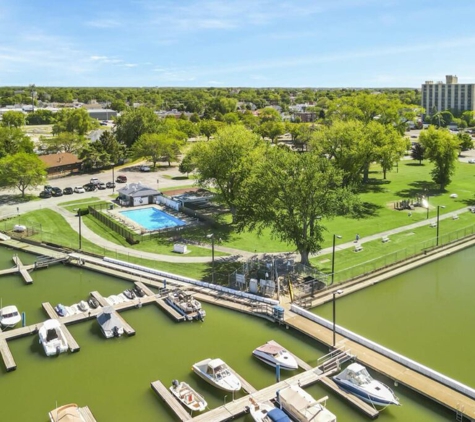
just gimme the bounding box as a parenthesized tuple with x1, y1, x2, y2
(0, 248, 453, 421)
(316, 245, 475, 387)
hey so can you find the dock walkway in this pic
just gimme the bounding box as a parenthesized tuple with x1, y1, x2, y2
(151, 380, 192, 422)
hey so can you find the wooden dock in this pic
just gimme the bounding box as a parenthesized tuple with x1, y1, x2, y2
(12, 255, 33, 284)
(286, 313, 475, 420)
(0, 338, 16, 371)
(89, 292, 136, 336)
(155, 297, 186, 322)
(151, 380, 192, 421)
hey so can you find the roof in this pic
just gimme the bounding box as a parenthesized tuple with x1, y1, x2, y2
(118, 183, 159, 197)
(208, 358, 225, 369)
(38, 152, 82, 168)
(97, 306, 122, 331)
(255, 344, 284, 354)
(347, 363, 366, 373)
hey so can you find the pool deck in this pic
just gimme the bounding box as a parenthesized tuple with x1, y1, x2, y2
(112, 205, 189, 232)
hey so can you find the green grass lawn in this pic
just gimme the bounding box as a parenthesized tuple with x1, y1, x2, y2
(58, 197, 102, 206)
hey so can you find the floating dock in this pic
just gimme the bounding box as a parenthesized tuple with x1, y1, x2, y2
(0, 255, 35, 283)
(151, 380, 192, 422)
(0, 338, 16, 371)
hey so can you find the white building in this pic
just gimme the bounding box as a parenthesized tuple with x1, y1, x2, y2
(421, 75, 475, 115)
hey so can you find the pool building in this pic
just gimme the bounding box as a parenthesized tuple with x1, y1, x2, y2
(117, 183, 160, 207)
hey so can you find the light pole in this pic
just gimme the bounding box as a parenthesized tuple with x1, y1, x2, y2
(207, 233, 215, 283)
(74, 209, 82, 250)
(331, 235, 342, 285)
(436, 205, 445, 247)
(332, 289, 343, 347)
(112, 164, 115, 193)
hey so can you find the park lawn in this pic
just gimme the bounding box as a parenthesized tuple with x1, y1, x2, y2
(58, 197, 102, 207)
(81, 213, 227, 258)
(311, 212, 475, 281)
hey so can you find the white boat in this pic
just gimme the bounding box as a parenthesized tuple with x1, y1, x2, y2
(165, 289, 206, 321)
(192, 358, 241, 392)
(49, 403, 85, 422)
(96, 306, 124, 338)
(252, 342, 298, 371)
(0, 305, 21, 329)
(277, 385, 337, 422)
(38, 319, 69, 356)
(248, 398, 290, 422)
(77, 300, 89, 312)
(333, 363, 399, 407)
(170, 380, 207, 412)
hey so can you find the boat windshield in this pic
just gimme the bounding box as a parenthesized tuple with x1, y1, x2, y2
(214, 365, 231, 379)
(348, 368, 372, 385)
(2, 312, 18, 318)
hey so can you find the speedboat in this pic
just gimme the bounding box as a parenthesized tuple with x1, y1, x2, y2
(333, 362, 399, 407)
(252, 342, 298, 371)
(170, 380, 207, 412)
(277, 385, 337, 422)
(88, 297, 100, 309)
(133, 285, 145, 297)
(0, 305, 21, 329)
(77, 300, 89, 312)
(192, 358, 241, 392)
(38, 319, 69, 356)
(123, 288, 136, 300)
(165, 289, 206, 321)
(96, 306, 124, 338)
(248, 398, 290, 422)
(49, 403, 85, 422)
(54, 303, 68, 317)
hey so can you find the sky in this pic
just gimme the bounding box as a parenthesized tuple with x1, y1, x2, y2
(1, 0, 475, 88)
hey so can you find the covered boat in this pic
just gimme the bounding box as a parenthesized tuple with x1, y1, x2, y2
(252, 342, 298, 371)
(54, 304, 68, 317)
(333, 363, 399, 407)
(165, 289, 206, 321)
(277, 385, 337, 422)
(0, 305, 21, 329)
(170, 380, 207, 412)
(248, 398, 290, 422)
(39, 319, 69, 356)
(192, 358, 241, 392)
(96, 306, 124, 338)
(49, 403, 85, 422)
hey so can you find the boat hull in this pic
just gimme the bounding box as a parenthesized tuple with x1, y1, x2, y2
(192, 359, 241, 392)
(252, 350, 298, 371)
(333, 377, 398, 407)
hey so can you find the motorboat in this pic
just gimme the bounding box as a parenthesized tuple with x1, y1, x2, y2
(0, 305, 21, 329)
(123, 288, 136, 300)
(96, 306, 124, 338)
(165, 289, 206, 321)
(333, 362, 399, 407)
(106, 294, 123, 305)
(248, 398, 290, 422)
(277, 385, 337, 422)
(88, 297, 100, 309)
(54, 303, 68, 317)
(133, 285, 145, 297)
(38, 319, 69, 356)
(192, 358, 241, 392)
(49, 403, 85, 422)
(77, 300, 89, 312)
(252, 342, 298, 371)
(170, 380, 207, 412)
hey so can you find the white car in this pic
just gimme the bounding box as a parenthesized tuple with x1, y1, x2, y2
(468, 159, 475, 164)
(74, 186, 85, 193)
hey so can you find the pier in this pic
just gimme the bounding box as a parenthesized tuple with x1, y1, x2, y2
(151, 380, 192, 422)
(89, 292, 136, 336)
(0, 255, 34, 283)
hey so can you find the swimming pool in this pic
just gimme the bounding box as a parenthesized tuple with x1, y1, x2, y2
(119, 207, 186, 230)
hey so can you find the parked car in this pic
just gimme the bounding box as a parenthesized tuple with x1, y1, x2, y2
(106, 182, 115, 189)
(51, 187, 63, 197)
(98, 182, 106, 190)
(44, 185, 53, 193)
(139, 165, 151, 172)
(39, 190, 52, 198)
(74, 186, 85, 193)
(63, 187, 73, 195)
(90, 178, 100, 185)
(83, 183, 97, 192)
(116, 175, 127, 183)
(468, 159, 475, 164)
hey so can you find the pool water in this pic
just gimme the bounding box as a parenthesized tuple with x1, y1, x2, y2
(120, 207, 186, 230)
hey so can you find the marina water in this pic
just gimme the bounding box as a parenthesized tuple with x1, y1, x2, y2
(0, 247, 457, 420)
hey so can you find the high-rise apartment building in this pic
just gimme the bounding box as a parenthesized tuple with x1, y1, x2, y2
(421, 75, 475, 115)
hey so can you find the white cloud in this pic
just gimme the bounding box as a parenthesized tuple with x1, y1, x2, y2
(86, 18, 121, 29)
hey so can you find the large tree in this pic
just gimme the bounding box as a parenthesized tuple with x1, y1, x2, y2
(189, 124, 263, 221)
(0, 127, 34, 158)
(0, 153, 47, 197)
(40, 132, 87, 154)
(236, 147, 357, 265)
(52, 108, 99, 135)
(1, 111, 26, 128)
(411, 143, 426, 165)
(114, 106, 160, 147)
(419, 127, 459, 190)
(131, 133, 182, 168)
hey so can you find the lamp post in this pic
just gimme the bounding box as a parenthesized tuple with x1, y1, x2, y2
(332, 289, 344, 347)
(331, 235, 342, 285)
(436, 205, 445, 247)
(207, 233, 215, 283)
(74, 209, 82, 250)
(112, 164, 115, 193)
